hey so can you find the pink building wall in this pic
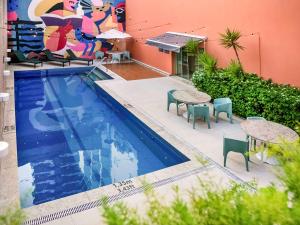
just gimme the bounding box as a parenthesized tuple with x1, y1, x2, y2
(126, 0, 300, 87)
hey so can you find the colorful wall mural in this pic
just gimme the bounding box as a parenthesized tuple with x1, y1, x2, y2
(7, 0, 126, 58)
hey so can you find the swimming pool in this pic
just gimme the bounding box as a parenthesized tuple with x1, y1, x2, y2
(15, 67, 189, 208)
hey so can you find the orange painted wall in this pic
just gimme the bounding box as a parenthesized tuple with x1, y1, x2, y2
(126, 0, 300, 87)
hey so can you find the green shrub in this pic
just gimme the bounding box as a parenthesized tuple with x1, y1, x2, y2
(0, 207, 26, 225)
(295, 122, 300, 134)
(101, 141, 300, 225)
(197, 52, 218, 76)
(192, 68, 300, 129)
(225, 59, 243, 77)
(184, 39, 201, 57)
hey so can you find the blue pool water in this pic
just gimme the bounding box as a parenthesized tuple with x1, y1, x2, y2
(15, 67, 189, 208)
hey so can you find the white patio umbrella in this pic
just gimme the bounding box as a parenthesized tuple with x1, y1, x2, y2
(96, 29, 132, 39)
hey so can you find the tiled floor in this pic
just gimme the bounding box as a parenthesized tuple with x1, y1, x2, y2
(104, 62, 164, 80)
(0, 63, 279, 225)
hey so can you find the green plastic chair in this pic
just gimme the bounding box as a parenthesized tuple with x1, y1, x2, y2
(213, 98, 233, 123)
(187, 104, 211, 129)
(112, 53, 121, 62)
(95, 51, 105, 59)
(246, 117, 266, 149)
(223, 137, 250, 171)
(167, 90, 185, 115)
(66, 49, 93, 66)
(44, 49, 70, 67)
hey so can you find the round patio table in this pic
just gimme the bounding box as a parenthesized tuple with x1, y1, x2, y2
(172, 90, 211, 118)
(241, 120, 299, 164)
(172, 90, 211, 105)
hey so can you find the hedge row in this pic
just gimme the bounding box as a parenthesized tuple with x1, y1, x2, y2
(192, 70, 300, 130)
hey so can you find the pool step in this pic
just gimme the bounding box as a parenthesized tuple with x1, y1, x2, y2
(18, 83, 44, 90)
(17, 95, 44, 103)
(17, 90, 44, 98)
(92, 68, 110, 80)
(84, 68, 110, 81)
(84, 72, 99, 81)
(16, 102, 44, 111)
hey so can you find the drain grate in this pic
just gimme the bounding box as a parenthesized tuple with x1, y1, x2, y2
(23, 165, 216, 225)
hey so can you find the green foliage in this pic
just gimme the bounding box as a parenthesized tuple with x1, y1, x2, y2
(101, 141, 300, 225)
(184, 39, 201, 56)
(268, 141, 300, 200)
(295, 122, 300, 135)
(184, 39, 203, 72)
(220, 28, 244, 68)
(225, 59, 243, 77)
(197, 52, 218, 76)
(102, 197, 141, 225)
(220, 28, 244, 51)
(192, 68, 300, 129)
(0, 207, 26, 225)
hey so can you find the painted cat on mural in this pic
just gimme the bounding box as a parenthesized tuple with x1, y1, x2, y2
(7, 0, 126, 57)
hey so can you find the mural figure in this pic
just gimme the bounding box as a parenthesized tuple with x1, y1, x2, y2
(114, 1, 126, 31)
(75, 28, 106, 56)
(8, 0, 45, 53)
(7, 0, 126, 58)
(80, 0, 114, 34)
(7, 0, 19, 21)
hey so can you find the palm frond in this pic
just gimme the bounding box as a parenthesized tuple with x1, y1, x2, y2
(219, 28, 245, 71)
(184, 39, 201, 56)
(197, 52, 218, 75)
(220, 28, 244, 50)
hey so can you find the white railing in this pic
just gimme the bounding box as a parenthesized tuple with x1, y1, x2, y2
(86, 57, 107, 77)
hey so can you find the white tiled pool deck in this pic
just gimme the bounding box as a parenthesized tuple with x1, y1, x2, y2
(0, 63, 279, 225)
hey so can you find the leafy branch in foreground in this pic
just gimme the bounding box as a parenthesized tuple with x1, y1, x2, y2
(0, 207, 26, 225)
(102, 140, 300, 225)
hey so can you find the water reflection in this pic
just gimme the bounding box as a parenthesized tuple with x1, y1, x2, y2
(16, 74, 186, 208)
